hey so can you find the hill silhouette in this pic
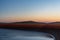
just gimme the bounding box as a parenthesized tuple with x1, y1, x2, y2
(50, 22, 60, 24)
(12, 21, 45, 24)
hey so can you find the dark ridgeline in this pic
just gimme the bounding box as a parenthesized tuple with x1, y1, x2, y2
(0, 21, 60, 24)
(49, 22, 60, 24)
(12, 21, 46, 24)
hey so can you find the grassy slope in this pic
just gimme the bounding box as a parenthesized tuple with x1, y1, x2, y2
(0, 23, 60, 29)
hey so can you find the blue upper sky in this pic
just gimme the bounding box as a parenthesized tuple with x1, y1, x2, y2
(0, 0, 60, 22)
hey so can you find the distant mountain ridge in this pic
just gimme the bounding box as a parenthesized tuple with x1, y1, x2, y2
(12, 21, 45, 24)
(0, 21, 60, 24)
(50, 22, 60, 24)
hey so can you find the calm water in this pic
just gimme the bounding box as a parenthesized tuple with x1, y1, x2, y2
(0, 28, 55, 40)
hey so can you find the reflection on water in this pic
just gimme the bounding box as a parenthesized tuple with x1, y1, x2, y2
(0, 29, 54, 40)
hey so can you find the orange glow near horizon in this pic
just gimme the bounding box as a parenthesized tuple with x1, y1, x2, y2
(0, 16, 60, 22)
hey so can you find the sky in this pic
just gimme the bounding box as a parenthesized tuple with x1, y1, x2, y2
(0, 0, 60, 22)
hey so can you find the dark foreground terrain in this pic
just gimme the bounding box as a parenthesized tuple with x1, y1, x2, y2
(0, 23, 60, 40)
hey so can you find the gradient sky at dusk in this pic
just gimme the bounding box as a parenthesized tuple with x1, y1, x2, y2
(0, 0, 60, 22)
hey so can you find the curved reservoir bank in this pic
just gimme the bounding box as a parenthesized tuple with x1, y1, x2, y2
(0, 29, 55, 40)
